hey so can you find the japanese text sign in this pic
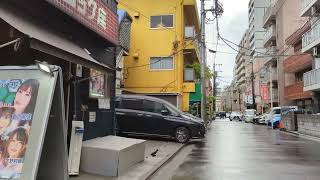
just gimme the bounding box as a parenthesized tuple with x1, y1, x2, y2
(46, 0, 118, 44)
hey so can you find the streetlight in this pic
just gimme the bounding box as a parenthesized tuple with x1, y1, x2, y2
(36, 60, 54, 76)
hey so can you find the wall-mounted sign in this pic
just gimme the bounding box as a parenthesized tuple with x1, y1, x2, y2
(89, 69, 105, 98)
(98, 98, 110, 109)
(76, 64, 83, 77)
(261, 84, 269, 101)
(89, 112, 96, 123)
(46, 0, 118, 44)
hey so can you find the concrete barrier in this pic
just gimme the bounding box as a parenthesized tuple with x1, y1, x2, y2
(297, 114, 320, 137)
(283, 112, 295, 131)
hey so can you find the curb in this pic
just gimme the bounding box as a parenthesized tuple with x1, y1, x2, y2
(280, 130, 320, 142)
(143, 143, 186, 180)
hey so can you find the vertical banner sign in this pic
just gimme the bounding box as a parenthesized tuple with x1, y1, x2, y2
(0, 79, 39, 178)
(261, 84, 269, 101)
(46, 0, 118, 44)
(89, 69, 105, 98)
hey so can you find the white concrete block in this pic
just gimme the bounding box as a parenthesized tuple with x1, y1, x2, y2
(80, 136, 146, 177)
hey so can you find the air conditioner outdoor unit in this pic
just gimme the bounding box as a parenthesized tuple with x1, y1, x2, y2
(185, 26, 195, 39)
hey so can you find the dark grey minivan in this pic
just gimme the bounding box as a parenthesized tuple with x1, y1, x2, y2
(115, 95, 205, 143)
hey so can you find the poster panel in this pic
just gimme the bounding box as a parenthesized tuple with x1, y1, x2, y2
(261, 84, 269, 101)
(89, 69, 105, 98)
(0, 79, 39, 179)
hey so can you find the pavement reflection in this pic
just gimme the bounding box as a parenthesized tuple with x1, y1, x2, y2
(170, 119, 320, 180)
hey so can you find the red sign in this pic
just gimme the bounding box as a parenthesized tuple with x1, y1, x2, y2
(46, 0, 118, 44)
(261, 84, 269, 101)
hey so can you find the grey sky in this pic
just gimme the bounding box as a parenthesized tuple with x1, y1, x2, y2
(198, 0, 250, 89)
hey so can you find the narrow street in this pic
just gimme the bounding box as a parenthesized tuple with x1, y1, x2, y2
(151, 119, 320, 180)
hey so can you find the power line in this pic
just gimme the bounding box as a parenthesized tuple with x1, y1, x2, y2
(126, 34, 200, 70)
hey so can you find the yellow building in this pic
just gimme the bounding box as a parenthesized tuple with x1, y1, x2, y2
(119, 0, 200, 111)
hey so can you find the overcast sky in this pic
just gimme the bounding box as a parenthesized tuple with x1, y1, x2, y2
(198, 0, 250, 90)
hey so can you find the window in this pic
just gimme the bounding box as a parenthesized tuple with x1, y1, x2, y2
(150, 15, 174, 28)
(121, 99, 143, 111)
(143, 100, 166, 114)
(150, 57, 173, 70)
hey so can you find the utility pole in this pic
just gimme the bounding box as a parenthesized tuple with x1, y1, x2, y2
(200, 0, 207, 121)
(200, 0, 223, 122)
(251, 60, 256, 110)
(269, 64, 273, 109)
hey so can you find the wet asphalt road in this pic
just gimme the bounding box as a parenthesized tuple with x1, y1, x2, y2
(151, 118, 320, 180)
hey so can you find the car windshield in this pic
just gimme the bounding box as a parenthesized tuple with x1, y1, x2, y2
(273, 109, 281, 114)
(162, 100, 181, 116)
(245, 110, 255, 115)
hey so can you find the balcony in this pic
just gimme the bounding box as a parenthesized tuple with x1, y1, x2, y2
(264, 25, 276, 47)
(184, 26, 200, 63)
(283, 53, 313, 73)
(237, 74, 246, 85)
(302, 18, 320, 52)
(285, 81, 313, 100)
(300, 0, 320, 17)
(263, 5, 276, 28)
(236, 62, 245, 74)
(264, 46, 277, 64)
(271, 68, 278, 82)
(304, 68, 320, 91)
(266, 89, 279, 103)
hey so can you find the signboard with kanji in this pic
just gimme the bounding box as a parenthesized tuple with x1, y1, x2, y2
(261, 84, 269, 101)
(46, 0, 118, 44)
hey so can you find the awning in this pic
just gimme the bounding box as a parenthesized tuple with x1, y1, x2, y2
(0, 2, 115, 73)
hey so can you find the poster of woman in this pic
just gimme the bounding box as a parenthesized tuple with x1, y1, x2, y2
(89, 69, 105, 98)
(0, 79, 39, 179)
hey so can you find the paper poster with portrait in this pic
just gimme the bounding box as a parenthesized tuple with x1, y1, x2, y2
(0, 79, 39, 179)
(89, 69, 105, 98)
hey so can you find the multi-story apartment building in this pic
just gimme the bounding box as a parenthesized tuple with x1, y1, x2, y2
(262, 0, 279, 110)
(248, 0, 268, 112)
(260, 0, 312, 113)
(119, 0, 200, 111)
(300, 0, 320, 113)
(283, 21, 314, 111)
(221, 85, 233, 112)
(235, 30, 250, 111)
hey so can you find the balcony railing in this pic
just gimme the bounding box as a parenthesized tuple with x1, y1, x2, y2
(263, 5, 276, 28)
(264, 25, 276, 47)
(283, 53, 312, 73)
(302, 18, 320, 52)
(285, 81, 313, 100)
(301, 0, 318, 17)
(304, 68, 320, 91)
(264, 46, 277, 63)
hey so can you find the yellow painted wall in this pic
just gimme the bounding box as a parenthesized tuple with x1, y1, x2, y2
(182, 92, 190, 112)
(119, 0, 198, 110)
(183, 82, 195, 93)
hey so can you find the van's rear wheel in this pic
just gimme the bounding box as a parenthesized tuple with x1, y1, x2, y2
(175, 127, 190, 143)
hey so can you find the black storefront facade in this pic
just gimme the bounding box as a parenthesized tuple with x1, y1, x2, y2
(0, 0, 118, 143)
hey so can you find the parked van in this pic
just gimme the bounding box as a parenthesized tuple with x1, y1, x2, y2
(268, 106, 297, 128)
(115, 95, 206, 143)
(244, 109, 256, 123)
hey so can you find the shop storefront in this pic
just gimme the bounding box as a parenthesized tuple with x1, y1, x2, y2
(0, 0, 118, 143)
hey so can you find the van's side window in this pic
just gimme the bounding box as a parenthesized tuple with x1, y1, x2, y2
(121, 98, 143, 111)
(143, 100, 165, 114)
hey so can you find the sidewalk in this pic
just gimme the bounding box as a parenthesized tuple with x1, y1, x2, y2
(280, 130, 320, 142)
(70, 139, 184, 180)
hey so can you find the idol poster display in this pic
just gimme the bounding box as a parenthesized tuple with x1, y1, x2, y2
(89, 69, 105, 98)
(0, 79, 39, 178)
